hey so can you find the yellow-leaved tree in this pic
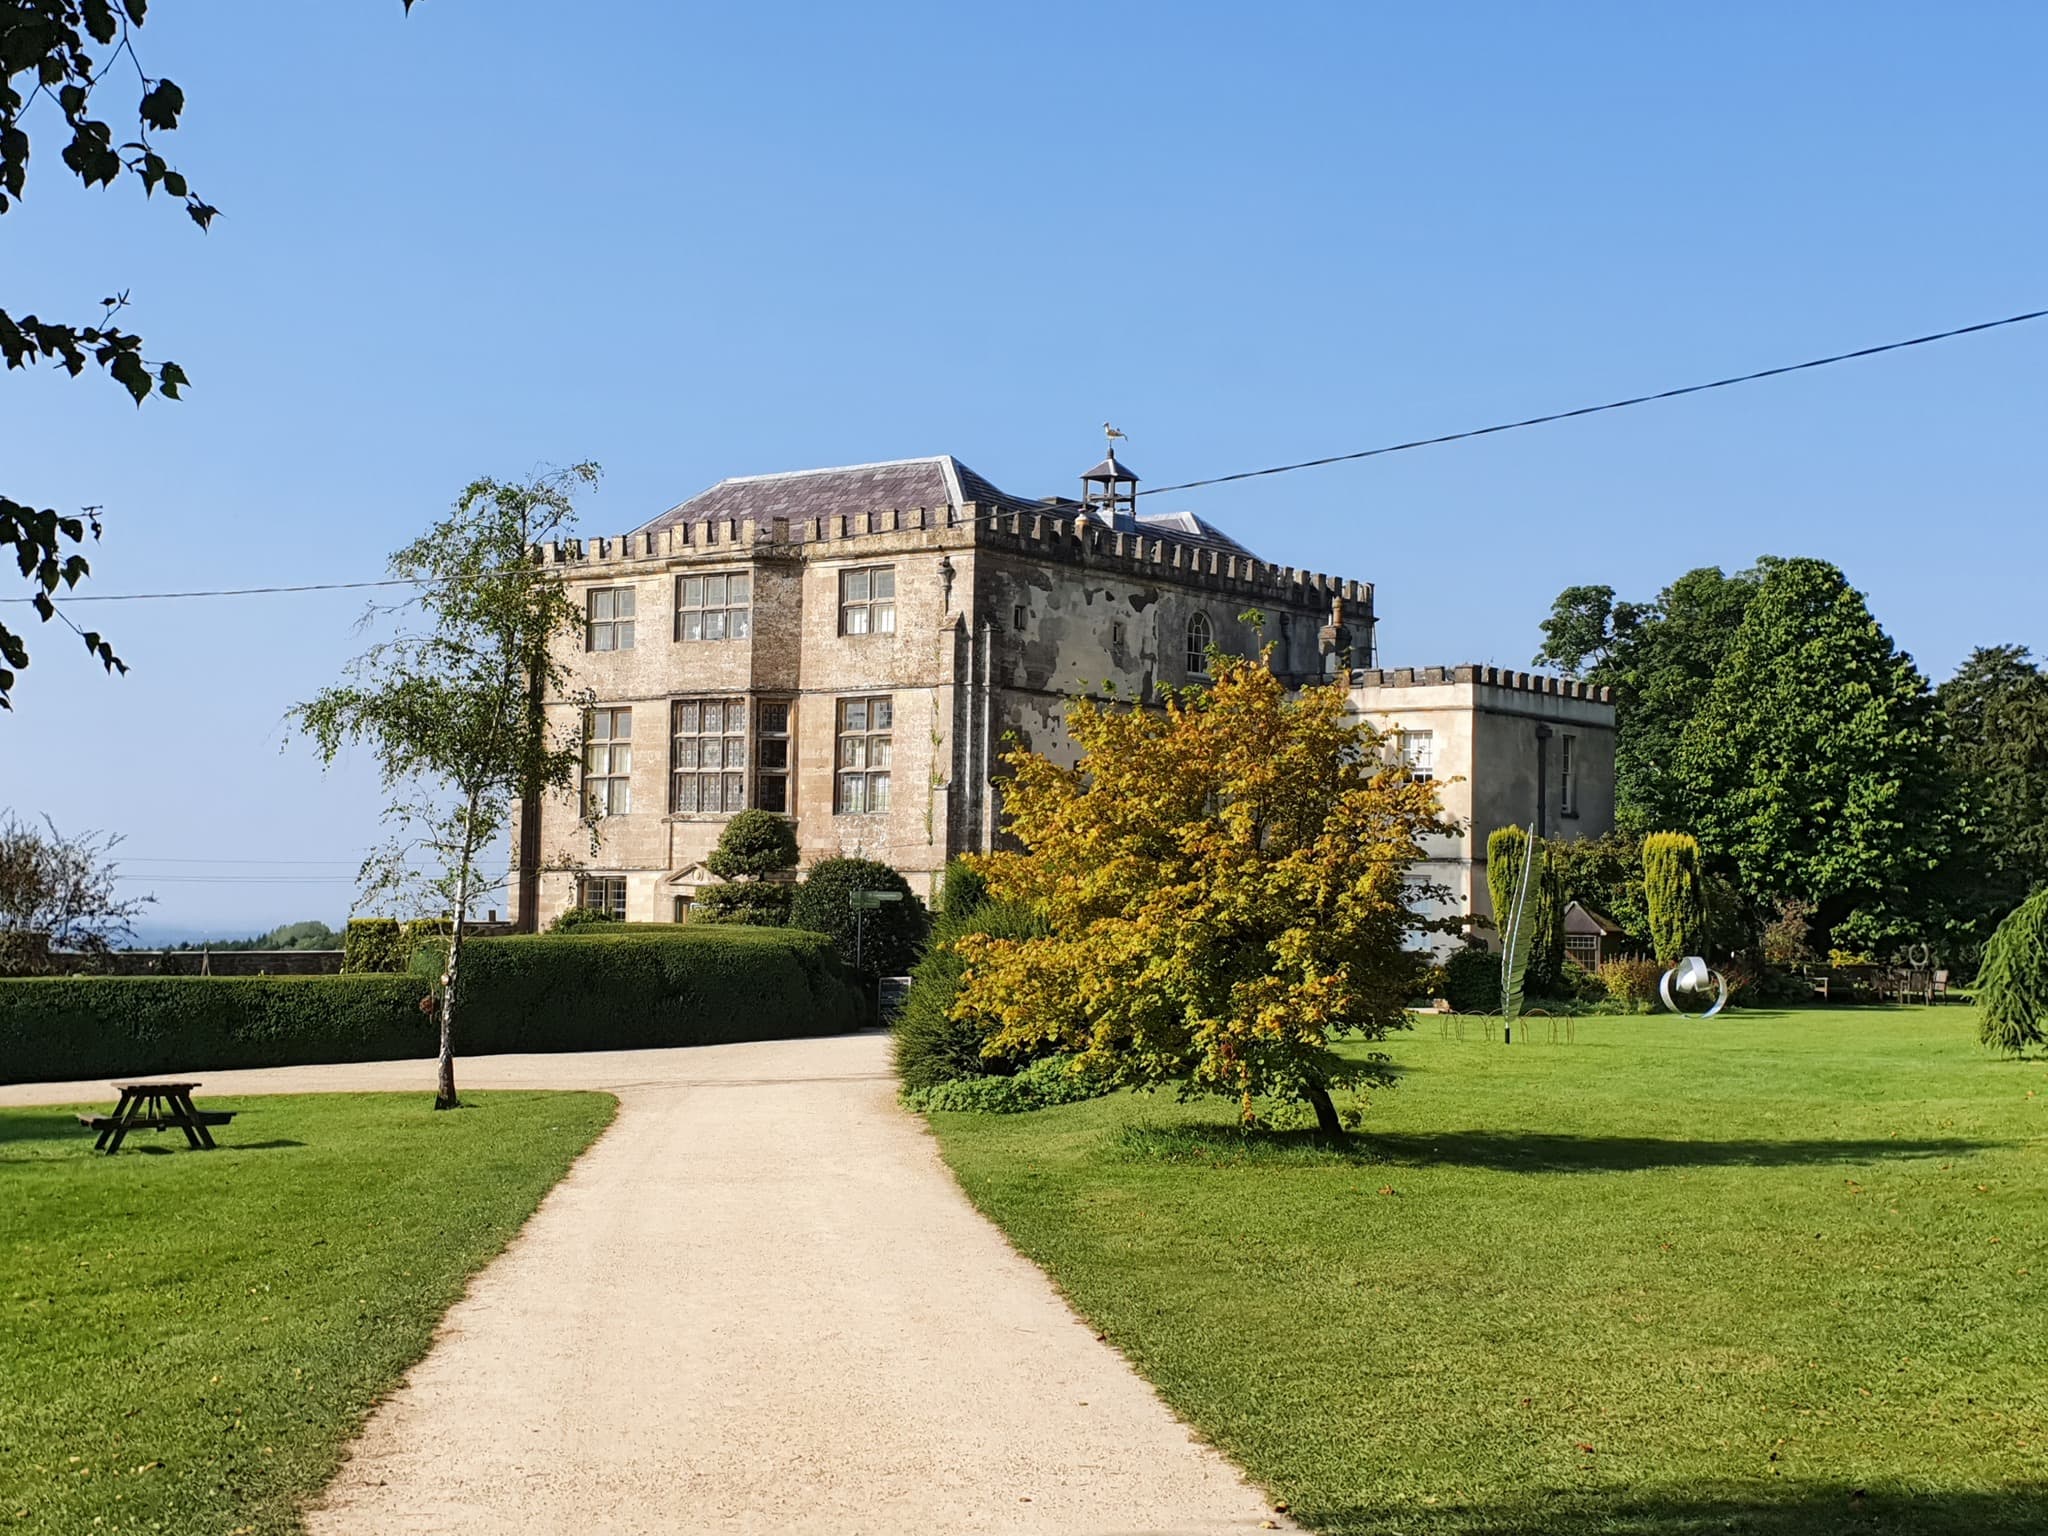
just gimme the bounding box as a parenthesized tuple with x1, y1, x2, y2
(954, 653, 1458, 1137)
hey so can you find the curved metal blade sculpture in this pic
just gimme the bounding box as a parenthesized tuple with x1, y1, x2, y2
(1499, 833, 1542, 1032)
(1659, 955, 1730, 1017)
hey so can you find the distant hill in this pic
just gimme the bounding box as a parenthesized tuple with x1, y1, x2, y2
(127, 919, 344, 952)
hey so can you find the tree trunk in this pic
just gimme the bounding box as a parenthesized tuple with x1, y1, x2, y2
(1303, 1081, 1344, 1139)
(435, 810, 478, 1112)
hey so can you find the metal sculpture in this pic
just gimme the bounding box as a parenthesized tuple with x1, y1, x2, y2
(1658, 955, 1730, 1017)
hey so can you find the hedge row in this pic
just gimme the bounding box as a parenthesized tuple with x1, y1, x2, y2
(2, 926, 866, 1085)
(417, 925, 865, 1052)
(0, 974, 433, 1084)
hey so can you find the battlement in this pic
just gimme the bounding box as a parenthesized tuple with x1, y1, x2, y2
(1352, 664, 1611, 704)
(533, 500, 1370, 611)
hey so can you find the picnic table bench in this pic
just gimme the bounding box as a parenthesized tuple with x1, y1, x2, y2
(77, 1081, 235, 1153)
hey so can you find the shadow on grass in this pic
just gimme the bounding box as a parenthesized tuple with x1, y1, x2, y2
(1303, 1481, 2048, 1536)
(1112, 1124, 1997, 1171)
(0, 1112, 94, 1147)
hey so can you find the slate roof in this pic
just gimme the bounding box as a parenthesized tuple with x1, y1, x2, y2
(633, 455, 1031, 536)
(631, 453, 1253, 558)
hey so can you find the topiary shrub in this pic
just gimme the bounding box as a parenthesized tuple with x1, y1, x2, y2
(791, 857, 928, 975)
(706, 809, 799, 880)
(1440, 944, 1497, 1012)
(1486, 826, 1565, 995)
(548, 906, 614, 934)
(1978, 889, 2048, 1055)
(696, 881, 794, 927)
(893, 898, 1045, 1090)
(1643, 832, 1708, 964)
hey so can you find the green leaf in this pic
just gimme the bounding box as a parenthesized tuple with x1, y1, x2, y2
(109, 350, 152, 403)
(139, 80, 186, 132)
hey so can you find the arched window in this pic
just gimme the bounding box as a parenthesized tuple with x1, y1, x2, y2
(1185, 611, 1213, 676)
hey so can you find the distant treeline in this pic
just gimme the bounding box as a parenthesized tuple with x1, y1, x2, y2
(170, 920, 342, 953)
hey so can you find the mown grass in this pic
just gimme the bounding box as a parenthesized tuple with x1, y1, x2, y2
(0, 1090, 615, 1534)
(927, 1009, 2048, 1534)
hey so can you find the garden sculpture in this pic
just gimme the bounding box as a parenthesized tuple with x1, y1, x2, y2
(1659, 955, 1729, 1017)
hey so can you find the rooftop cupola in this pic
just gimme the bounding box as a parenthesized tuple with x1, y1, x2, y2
(1079, 423, 1139, 532)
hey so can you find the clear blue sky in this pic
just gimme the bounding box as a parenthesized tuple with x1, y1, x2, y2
(5, 2, 2043, 934)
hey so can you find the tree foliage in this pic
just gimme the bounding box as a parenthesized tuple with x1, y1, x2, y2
(952, 656, 1456, 1137)
(1977, 889, 2048, 1056)
(1642, 831, 1706, 964)
(1548, 830, 1651, 947)
(1534, 567, 1760, 836)
(1935, 645, 2048, 951)
(0, 808, 151, 973)
(292, 463, 597, 1108)
(699, 809, 799, 925)
(1672, 558, 1948, 951)
(1, 1, 422, 708)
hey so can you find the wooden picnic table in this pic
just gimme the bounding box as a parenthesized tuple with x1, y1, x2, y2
(77, 1081, 235, 1154)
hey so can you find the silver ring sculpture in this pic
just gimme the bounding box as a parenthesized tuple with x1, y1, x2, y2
(1658, 955, 1729, 1017)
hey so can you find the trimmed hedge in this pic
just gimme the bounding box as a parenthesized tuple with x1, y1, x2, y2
(0, 974, 432, 1085)
(3, 926, 867, 1085)
(420, 925, 865, 1052)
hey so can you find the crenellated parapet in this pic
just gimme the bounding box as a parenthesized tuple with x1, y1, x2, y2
(528, 497, 1372, 614)
(1352, 663, 1612, 703)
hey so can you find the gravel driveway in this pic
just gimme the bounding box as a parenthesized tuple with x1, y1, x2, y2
(5, 1035, 1290, 1534)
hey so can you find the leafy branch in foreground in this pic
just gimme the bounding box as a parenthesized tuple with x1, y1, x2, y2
(292, 462, 597, 1109)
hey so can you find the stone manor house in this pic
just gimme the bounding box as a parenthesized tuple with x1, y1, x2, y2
(509, 446, 1615, 947)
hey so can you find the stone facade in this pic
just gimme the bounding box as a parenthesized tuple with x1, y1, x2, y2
(1344, 665, 1617, 950)
(510, 455, 1373, 927)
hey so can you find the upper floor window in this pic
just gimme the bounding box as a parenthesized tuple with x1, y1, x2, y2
(1396, 729, 1434, 782)
(1185, 611, 1213, 675)
(584, 708, 632, 817)
(839, 567, 896, 636)
(670, 697, 746, 814)
(676, 572, 751, 642)
(756, 699, 793, 813)
(586, 587, 635, 651)
(835, 696, 893, 814)
(579, 875, 628, 921)
(1560, 733, 1577, 816)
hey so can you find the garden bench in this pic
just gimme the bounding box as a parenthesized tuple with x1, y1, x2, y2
(76, 1082, 235, 1153)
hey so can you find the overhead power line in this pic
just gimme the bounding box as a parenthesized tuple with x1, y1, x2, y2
(1136, 307, 2048, 496)
(7, 306, 2041, 606)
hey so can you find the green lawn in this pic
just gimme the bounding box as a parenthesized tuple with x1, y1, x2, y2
(0, 1091, 615, 1535)
(927, 1009, 2048, 1535)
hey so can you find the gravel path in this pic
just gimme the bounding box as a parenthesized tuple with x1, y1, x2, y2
(5, 1037, 1291, 1534)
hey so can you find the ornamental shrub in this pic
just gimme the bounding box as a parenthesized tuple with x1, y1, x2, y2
(696, 881, 795, 927)
(938, 857, 990, 925)
(1597, 955, 1663, 1009)
(1978, 889, 2048, 1054)
(706, 810, 800, 881)
(548, 906, 615, 934)
(1485, 826, 1565, 996)
(901, 1052, 1112, 1114)
(790, 857, 928, 975)
(893, 898, 1045, 1091)
(0, 974, 431, 1084)
(1440, 944, 1498, 1012)
(1642, 832, 1707, 964)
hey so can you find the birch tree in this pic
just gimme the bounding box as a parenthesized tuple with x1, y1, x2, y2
(294, 464, 596, 1108)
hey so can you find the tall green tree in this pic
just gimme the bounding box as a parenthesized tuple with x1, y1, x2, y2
(1642, 832, 1707, 963)
(293, 464, 597, 1109)
(1673, 558, 1948, 951)
(1534, 567, 1761, 834)
(2, 2, 422, 710)
(1935, 645, 2048, 946)
(1977, 889, 2048, 1055)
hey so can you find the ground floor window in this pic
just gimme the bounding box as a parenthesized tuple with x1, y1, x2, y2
(1564, 933, 1600, 968)
(835, 695, 893, 814)
(579, 876, 628, 921)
